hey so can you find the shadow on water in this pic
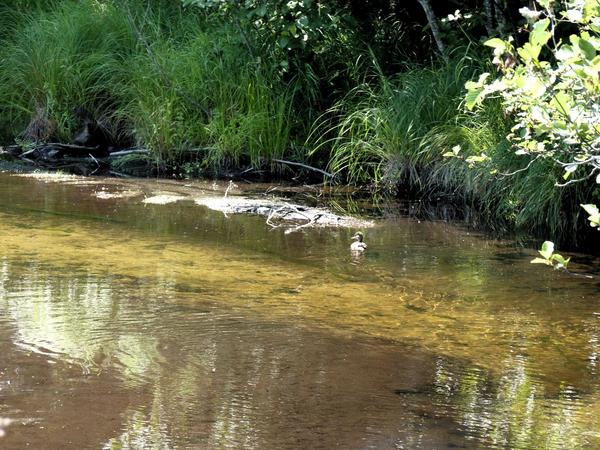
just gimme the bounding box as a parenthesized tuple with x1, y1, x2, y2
(0, 173, 599, 449)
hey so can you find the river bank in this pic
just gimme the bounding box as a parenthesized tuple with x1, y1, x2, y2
(2, 150, 599, 254)
(0, 0, 597, 249)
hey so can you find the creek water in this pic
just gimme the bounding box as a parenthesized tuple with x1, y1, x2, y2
(0, 172, 598, 449)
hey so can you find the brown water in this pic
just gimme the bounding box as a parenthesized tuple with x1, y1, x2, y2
(0, 172, 599, 449)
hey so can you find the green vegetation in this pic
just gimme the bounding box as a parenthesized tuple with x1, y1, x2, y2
(0, 0, 598, 246)
(582, 203, 600, 228)
(531, 240, 570, 269)
(0, 0, 300, 174)
(0, 0, 132, 142)
(465, 0, 600, 244)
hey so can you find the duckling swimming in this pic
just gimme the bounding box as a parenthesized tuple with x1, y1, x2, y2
(350, 231, 367, 252)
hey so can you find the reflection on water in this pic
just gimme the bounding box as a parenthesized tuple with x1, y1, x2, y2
(433, 355, 600, 449)
(0, 173, 599, 449)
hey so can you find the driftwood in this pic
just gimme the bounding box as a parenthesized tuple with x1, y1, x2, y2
(0, 143, 150, 175)
(0, 143, 333, 181)
(108, 149, 149, 157)
(195, 196, 372, 233)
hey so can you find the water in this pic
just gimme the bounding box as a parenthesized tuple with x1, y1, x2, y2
(0, 172, 598, 449)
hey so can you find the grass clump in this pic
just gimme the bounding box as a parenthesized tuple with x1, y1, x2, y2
(124, 26, 294, 171)
(311, 53, 492, 188)
(0, 0, 297, 173)
(310, 52, 588, 240)
(0, 1, 134, 143)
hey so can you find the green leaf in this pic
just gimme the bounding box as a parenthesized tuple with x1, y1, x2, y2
(581, 203, 599, 216)
(297, 15, 309, 27)
(531, 257, 553, 266)
(530, 19, 551, 47)
(556, 45, 575, 61)
(583, 1, 600, 21)
(288, 24, 298, 37)
(442, 145, 461, 158)
(485, 38, 508, 50)
(539, 240, 554, 259)
(466, 153, 489, 164)
(255, 4, 267, 16)
(278, 36, 290, 48)
(551, 254, 570, 268)
(464, 73, 490, 110)
(563, 164, 578, 179)
(518, 43, 542, 62)
(578, 38, 596, 59)
(581, 204, 600, 228)
(550, 91, 573, 113)
(465, 84, 485, 110)
(524, 75, 546, 97)
(563, 8, 584, 22)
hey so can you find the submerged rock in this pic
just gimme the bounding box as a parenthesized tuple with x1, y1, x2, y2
(143, 194, 187, 205)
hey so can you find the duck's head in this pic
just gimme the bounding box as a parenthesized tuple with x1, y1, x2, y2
(351, 231, 364, 242)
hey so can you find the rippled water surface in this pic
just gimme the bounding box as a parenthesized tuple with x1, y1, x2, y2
(0, 172, 599, 449)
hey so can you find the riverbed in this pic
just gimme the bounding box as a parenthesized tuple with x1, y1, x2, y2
(0, 172, 599, 449)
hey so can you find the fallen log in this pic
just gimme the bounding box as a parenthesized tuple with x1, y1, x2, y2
(45, 142, 101, 151)
(2, 142, 151, 175)
(195, 195, 373, 232)
(2, 145, 24, 157)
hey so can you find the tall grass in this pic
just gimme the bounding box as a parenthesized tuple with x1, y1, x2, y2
(0, 0, 296, 171)
(310, 52, 588, 240)
(0, 1, 133, 142)
(124, 25, 294, 170)
(310, 54, 486, 185)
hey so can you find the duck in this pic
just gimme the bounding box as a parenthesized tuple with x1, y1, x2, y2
(350, 231, 367, 252)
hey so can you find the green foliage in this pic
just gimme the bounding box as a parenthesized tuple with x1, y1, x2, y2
(0, 0, 597, 245)
(581, 203, 600, 228)
(462, 0, 600, 242)
(0, 0, 134, 142)
(466, 0, 600, 188)
(0, 0, 296, 171)
(309, 47, 588, 239)
(181, 0, 349, 53)
(123, 25, 294, 168)
(180, 0, 361, 122)
(531, 240, 570, 269)
(311, 54, 484, 186)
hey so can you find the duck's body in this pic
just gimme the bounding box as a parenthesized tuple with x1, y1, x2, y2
(350, 232, 367, 252)
(351, 241, 367, 251)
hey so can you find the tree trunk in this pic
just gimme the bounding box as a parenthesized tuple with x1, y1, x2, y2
(416, 0, 447, 60)
(484, 0, 495, 36)
(494, 0, 508, 35)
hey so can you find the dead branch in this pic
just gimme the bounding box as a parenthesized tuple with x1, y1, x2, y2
(108, 148, 150, 158)
(272, 159, 335, 178)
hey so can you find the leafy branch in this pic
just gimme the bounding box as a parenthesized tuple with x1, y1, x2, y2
(531, 240, 571, 270)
